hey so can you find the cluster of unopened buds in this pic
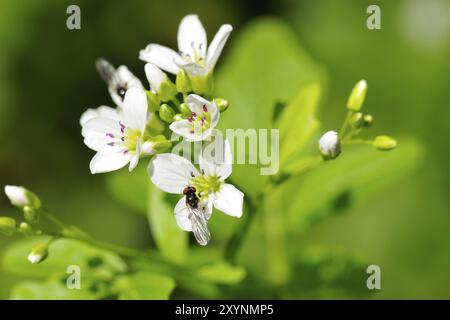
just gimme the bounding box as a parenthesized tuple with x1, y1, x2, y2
(318, 80, 397, 160)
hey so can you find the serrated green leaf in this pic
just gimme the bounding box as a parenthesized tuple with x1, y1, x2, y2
(116, 272, 175, 300)
(2, 237, 127, 279)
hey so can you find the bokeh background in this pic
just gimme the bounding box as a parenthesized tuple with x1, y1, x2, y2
(0, 0, 449, 299)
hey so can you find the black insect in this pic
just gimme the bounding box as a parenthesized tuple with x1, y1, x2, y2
(183, 186, 211, 246)
(183, 186, 199, 208)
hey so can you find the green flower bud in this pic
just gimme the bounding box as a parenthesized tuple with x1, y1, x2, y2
(176, 69, 191, 93)
(28, 243, 49, 264)
(4, 185, 41, 209)
(189, 72, 213, 96)
(159, 104, 176, 123)
(350, 112, 364, 128)
(213, 98, 229, 112)
(0, 217, 16, 236)
(145, 90, 159, 112)
(19, 222, 33, 236)
(145, 64, 177, 102)
(142, 135, 172, 154)
(23, 205, 40, 224)
(373, 135, 397, 150)
(347, 80, 367, 112)
(179, 103, 191, 115)
(173, 113, 184, 122)
(363, 114, 373, 127)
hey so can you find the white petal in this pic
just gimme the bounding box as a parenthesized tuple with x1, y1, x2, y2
(148, 153, 199, 194)
(80, 106, 120, 126)
(81, 118, 123, 152)
(185, 94, 210, 114)
(213, 183, 244, 218)
(200, 138, 232, 179)
(108, 66, 143, 107)
(174, 196, 192, 231)
(177, 14, 207, 61)
(144, 63, 166, 92)
(128, 139, 142, 172)
(169, 120, 213, 142)
(122, 88, 148, 133)
(206, 24, 233, 69)
(139, 44, 182, 75)
(4, 185, 28, 207)
(89, 151, 132, 174)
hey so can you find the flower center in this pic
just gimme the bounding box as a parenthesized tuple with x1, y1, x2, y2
(180, 42, 206, 67)
(190, 173, 222, 199)
(105, 121, 142, 154)
(187, 105, 211, 136)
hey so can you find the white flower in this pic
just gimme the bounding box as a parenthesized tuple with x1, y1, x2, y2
(148, 139, 244, 245)
(81, 87, 151, 174)
(4, 185, 41, 208)
(169, 94, 219, 141)
(318, 130, 341, 159)
(139, 14, 233, 93)
(96, 58, 144, 108)
(144, 63, 177, 101)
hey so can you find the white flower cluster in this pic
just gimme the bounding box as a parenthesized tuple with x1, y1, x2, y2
(80, 15, 242, 246)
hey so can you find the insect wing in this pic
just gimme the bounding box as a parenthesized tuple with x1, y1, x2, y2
(188, 205, 211, 246)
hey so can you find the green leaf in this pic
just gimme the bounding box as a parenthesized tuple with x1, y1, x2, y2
(105, 162, 148, 214)
(281, 137, 424, 232)
(10, 277, 102, 300)
(147, 183, 188, 264)
(195, 261, 246, 284)
(2, 237, 127, 279)
(276, 83, 321, 166)
(115, 272, 175, 300)
(215, 17, 327, 196)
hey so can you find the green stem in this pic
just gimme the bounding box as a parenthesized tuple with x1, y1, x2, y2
(342, 139, 373, 145)
(339, 110, 353, 138)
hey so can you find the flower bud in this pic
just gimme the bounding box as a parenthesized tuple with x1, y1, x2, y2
(189, 72, 213, 96)
(28, 243, 49, 264)
(145, 90, 159, 112)
(373, 135, 397, 150)
(318, 131, 341, 160)
(145, 63, 177, 102)
(173, 113, 184, 122)
(176, 69, 191, 93)
(142, 135, 172, 155)
(0, 217, 16, 236)
(159, 104, 176, 123)
(23, 206, 40, 224)
(363, 114, 373, 127)
(347, 80, 367, 112)
(179, 103, 191, 115)
(213, 98, 229, 112)
(19, 222, 33, 236)
(4, 185, 41, 209)
(350, 112, 364, 128)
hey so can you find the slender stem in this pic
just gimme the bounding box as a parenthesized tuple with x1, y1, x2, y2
(341, 139, 373, 145)
(339, 110, 353, 137)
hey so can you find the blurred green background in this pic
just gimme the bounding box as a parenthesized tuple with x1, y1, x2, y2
(0, 0, 449, 299)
